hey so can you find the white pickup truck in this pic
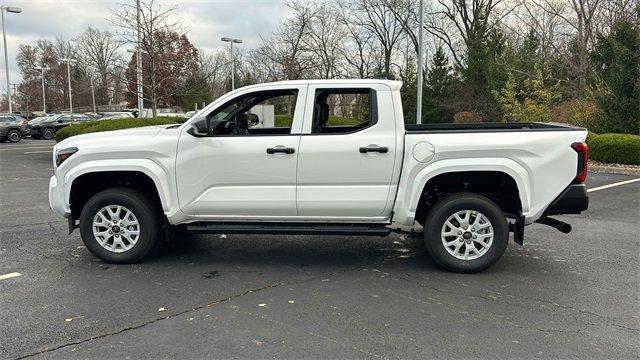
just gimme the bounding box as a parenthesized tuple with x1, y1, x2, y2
(49, 79, 589, 272)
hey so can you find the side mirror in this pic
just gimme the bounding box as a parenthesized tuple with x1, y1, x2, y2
(245, 113, 259, 127)
(188, 117, 209, 137)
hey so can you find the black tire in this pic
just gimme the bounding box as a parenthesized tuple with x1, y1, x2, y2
(424, 192, 508, 273)
(42, 127, 55, 140)
(7, 129, 21, 143)
(0, 137, 5, 143)
(79, 187, 160, 263)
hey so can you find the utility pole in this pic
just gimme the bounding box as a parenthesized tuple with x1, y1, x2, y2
(1, 5, 22, 113)
(221, 37, 243, 90)
(416, 0, 424, 124)
(34, 66, 49, 113)
(59, 58, 77, 113)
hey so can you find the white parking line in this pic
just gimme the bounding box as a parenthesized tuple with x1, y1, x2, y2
(0, 146, 54, 151)
(588, 178, 640, 192)
(0, 272, 22, 281)
(23, 150, 52, 154)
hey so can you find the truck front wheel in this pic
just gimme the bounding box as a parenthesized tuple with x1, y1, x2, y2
(424, 192, 508, 273)
(79, 187, 160, 263)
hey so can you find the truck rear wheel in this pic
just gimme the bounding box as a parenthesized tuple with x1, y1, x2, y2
(79, 187, 160, 263)
(424, 192, 508, 273)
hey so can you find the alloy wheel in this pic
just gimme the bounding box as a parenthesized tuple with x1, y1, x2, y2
(440, 210, 494, 260)
(92, 205, 141, 253)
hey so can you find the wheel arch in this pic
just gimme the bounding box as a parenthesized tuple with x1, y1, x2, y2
(399, 158, 532, 225)
(65, 160, 177, 223)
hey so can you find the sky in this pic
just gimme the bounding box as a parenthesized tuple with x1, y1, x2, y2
(1, 0, 293, 90)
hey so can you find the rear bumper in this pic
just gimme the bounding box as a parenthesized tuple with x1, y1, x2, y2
(542, 184, 589, 216)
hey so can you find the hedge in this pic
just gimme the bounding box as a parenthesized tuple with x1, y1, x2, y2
(587, 133, 640, 165)
(54, 117, 185, 142)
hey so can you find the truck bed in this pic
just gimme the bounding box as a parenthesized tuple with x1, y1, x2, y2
(405, 122, 584, 133)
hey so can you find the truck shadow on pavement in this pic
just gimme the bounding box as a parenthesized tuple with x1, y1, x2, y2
(146, 232, 441, 271)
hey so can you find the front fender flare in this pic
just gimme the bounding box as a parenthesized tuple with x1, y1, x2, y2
(63, 159, 177, 215)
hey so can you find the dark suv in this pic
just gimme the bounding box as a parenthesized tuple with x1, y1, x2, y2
(30, 113, 94, 140)
(0, 114, 29, 143)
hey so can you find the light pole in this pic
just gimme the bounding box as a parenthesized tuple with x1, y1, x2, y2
(34, 66, 49, 113)
(1, 5, 22, 113)
(221, 37, 242, 90)
(59, 58, 77, 113)
(416, 0, 424, 124)
(135, 0, 143, 117)
(127, 48, 144, 117)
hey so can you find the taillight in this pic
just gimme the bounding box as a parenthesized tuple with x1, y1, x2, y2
(571, 142, 588, 183)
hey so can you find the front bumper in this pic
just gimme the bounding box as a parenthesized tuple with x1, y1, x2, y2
(542, 184, 589, 216)
(49, 174, 70, 218)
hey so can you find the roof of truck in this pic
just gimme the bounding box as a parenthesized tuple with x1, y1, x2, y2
(245, 79, 403, 91)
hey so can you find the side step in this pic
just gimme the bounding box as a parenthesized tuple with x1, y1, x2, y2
(186, 222, 391, 237)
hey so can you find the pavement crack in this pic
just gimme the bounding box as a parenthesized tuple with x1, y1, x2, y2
(14, 281, 286, 360)
(15, 250, 418, 359)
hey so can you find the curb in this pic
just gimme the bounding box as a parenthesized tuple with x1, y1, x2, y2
(590, 165, 640, 176)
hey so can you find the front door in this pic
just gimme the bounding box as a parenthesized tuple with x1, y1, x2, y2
(176, 86, 307, 218)
(296, 85, 399, 219)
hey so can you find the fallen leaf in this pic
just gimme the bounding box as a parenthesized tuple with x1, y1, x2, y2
(64, 316, 84, 322)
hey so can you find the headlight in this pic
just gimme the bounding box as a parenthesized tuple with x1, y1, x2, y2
(56, 147, 78, 166)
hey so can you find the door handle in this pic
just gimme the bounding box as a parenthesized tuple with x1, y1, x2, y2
(266, 147, 295, 154)
(359, 145, 388, 153)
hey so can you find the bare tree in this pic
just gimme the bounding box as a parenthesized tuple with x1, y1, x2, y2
(338, 4, 380, 78)
(304, 3, 346, 78)
(76, 27, 123, 106)
(342, 0, 404, 77)
(525, 0, 602, 94)
(111, 0, 186, 115)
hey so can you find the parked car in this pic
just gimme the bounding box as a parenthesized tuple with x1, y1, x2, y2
(49, 79, 589, 272)
(98, 112, 134, 121)
(0, 114, 29, 143)
(30, 113, 94, 140)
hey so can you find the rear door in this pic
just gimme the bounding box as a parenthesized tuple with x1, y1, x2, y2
(296, 84, 398, 219)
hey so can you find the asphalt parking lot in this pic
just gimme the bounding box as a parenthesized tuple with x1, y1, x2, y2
(1, 139, 638, 359)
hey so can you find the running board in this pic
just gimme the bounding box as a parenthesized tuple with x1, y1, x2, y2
(186, 222, 391, 237)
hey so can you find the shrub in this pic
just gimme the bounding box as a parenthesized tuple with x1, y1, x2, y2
(453, 111, 485, 123)
(55, 117, 185, 141)
(589, 133, 640, 165)
(551, 99, 603, 131)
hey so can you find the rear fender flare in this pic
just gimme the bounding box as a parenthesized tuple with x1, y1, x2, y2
(405, 158, 532, 220)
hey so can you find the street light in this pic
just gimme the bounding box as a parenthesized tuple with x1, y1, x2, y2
(1, 5, 22, 113)
(59, 58, 77, 113)
(221, 37, 242, 90)
(33, 66, 49, 113)
(127, 48, 144, 117)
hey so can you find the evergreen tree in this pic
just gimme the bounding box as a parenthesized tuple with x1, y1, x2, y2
(590, 20, 640, 134)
